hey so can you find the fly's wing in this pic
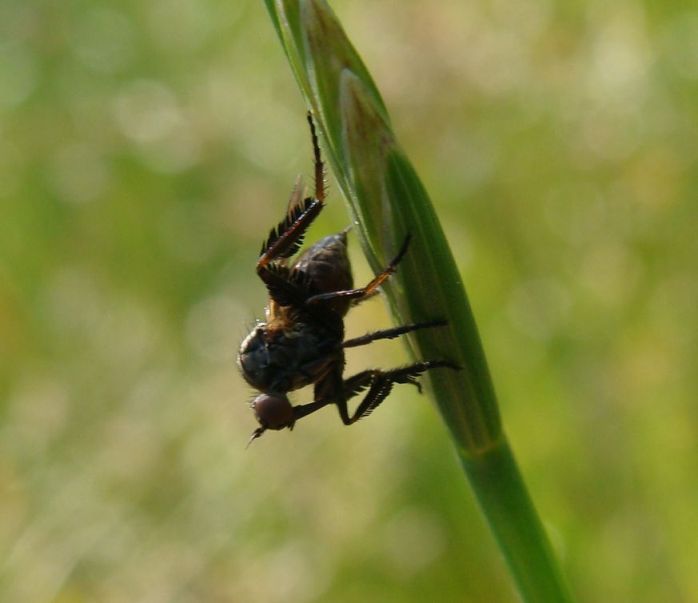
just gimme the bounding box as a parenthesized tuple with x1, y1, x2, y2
(259, 175, 316, 267)
(260, 263, 315, 308)
(275, 175, 305, 267)
(287, 175, 305, 214)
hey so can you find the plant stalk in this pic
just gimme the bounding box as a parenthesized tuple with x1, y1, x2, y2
(263, 1, 574, 601)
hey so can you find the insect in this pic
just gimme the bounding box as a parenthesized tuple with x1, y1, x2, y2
(238, 113, 457, 443)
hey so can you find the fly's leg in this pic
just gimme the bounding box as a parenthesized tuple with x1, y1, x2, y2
(284, 356, 344, 426)
(257, 112, 326, 271)
(342, 319, 447, 349)
(305, 235, 411, 307)
(307, 111, 326, 202)
(282, 359, 458, 429)
(289, 399, 331, 424)
(350, 289, 379, 306)
(335, 360, 459, 425)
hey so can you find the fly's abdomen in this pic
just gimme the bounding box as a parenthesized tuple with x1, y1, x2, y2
(293, 231, 353, 314)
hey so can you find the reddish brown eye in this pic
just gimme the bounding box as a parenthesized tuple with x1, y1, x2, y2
(253, 393, 294, 430)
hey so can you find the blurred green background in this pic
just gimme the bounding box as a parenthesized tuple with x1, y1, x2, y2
(1, 0, 696, 601)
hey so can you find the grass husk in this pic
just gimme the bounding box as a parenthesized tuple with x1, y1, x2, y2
(264, 1, 574, 601)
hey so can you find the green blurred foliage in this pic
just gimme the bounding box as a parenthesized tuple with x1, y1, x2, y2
(0, 0, 696, 601)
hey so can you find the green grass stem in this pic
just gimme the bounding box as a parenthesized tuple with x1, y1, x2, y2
(264, 1, 575, 601)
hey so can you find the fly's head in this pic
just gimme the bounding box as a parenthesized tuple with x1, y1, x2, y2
(246, 392, 295, 445)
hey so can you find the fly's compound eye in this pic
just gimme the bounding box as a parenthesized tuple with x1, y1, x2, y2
(252, 393, 294, 430)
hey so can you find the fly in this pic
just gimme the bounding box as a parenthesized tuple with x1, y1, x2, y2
(238, 113, 457, 444)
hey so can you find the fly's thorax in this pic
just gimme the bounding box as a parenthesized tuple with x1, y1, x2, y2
(237, 319, 341, 393)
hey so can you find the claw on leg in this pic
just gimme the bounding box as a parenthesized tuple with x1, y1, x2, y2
(336, 360, 459, 425)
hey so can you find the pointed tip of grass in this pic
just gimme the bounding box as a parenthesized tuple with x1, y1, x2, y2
(338, 69, 397, 263)
(302, 0, 389, 119)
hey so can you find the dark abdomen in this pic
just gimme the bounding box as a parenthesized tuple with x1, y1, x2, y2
(293, 231, 353, 315)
